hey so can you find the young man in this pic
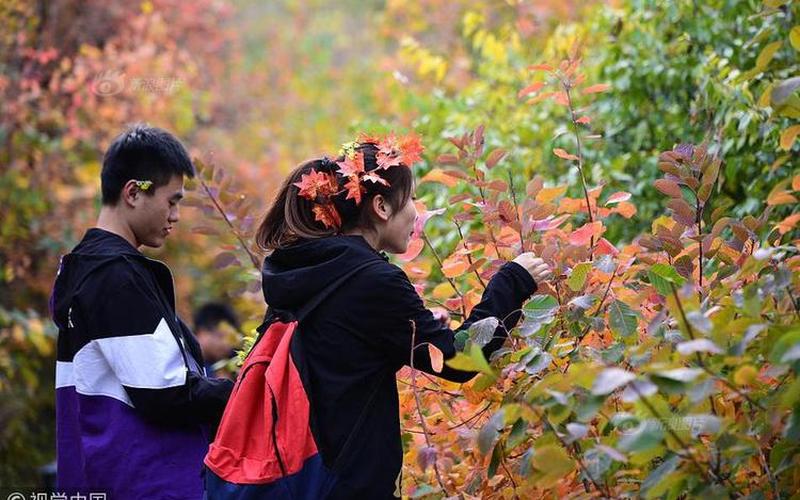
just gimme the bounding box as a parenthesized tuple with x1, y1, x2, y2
(193, 302, 239, 378)
(51, 125, 234, 498)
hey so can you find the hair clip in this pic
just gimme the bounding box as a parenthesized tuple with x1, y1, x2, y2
(133, 180, 153, 191)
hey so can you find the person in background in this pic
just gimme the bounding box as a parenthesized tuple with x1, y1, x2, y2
(51, 124, 234, 499)
(193, 302, 239, 378)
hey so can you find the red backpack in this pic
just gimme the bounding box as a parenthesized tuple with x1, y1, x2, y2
(204, 260, 381, 498)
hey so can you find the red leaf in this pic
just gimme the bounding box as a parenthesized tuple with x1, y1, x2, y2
(653, 179, 683, 198)
(485, 149, 507, 168)
(213, 252, 240, 269)
(336, 151, 366, 177)
(517, 82, 545, 98)
(312, 204, 341, 229)
(553, 148, 580, 161)
(527, 63, 554, 72)
(293, 170, 339, 200)
(605, 191, 631, 205)
(568, 221, 603, 246)
(575, 116, 591, 124)
(595, 238, 619, 256)
(582, 83, 611, 94)
(397, 237, 424, 262)
(437, 153, 459, 165)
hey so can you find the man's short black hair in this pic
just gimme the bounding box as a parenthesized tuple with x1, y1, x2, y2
(101, 124, 195, 205)
(193, 302, 240, 332)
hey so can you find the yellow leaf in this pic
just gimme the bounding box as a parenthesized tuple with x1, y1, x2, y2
(536, 185, 567, 203)
(790, 26, 800, 51)
(756, 41, 782, 71)
(734, 365, 758, 386)
(779, 124, 800, 150)
(758, 83, 774, 108)
(432, 282, 455, 300)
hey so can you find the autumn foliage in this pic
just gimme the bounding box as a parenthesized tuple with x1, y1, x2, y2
(2, 0, 799, 495)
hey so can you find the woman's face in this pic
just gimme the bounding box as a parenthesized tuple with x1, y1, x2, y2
(380, 194, 418, 254)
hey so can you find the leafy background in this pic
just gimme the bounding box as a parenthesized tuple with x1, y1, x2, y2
(1, 0, 799, 496)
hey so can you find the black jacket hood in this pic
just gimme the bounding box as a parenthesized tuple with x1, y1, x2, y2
(261, 235, 388, 312)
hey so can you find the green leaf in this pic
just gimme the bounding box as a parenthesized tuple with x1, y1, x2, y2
(567, 262, 592, 291)
(608, 300, 638, 337)
(532, 444, 575, 478)
(648, 263, 686, 296)
(468, 316, 499, 347)
(592, 367, 636, 395)
(617, 419, 664, 453)
(770, 327, 800, 364)
(478, 410, 504, 455)
(642, 454, 680, 497)
(445, 343, 495, 376)
(520, 294, 559, 336)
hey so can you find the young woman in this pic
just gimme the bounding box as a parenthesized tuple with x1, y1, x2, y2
(220, 135, 550, 498)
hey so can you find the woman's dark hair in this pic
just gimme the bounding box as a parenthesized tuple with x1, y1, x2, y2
(101, 124, 195, 205)
(256, 142, 414, 251)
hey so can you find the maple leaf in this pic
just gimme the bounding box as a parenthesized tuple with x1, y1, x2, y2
(343, 175, 364, 204)
(293, 169, 338, 200)
(336, 151, 366, 178)
(376, 133, 402, 169)
(362, 172, 390, 187)
(398, 132, 424, 166)
(312, 204, 341, 229)
(356, 131, 382, 144)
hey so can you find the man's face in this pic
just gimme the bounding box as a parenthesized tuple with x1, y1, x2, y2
(130, 175, 184, 248)
(197, 324, 234, 363)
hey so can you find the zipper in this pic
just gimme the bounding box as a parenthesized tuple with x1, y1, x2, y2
(267, 383, 289, 479)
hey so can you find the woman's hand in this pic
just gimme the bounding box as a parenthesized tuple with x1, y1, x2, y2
(513, 252, 553, 283)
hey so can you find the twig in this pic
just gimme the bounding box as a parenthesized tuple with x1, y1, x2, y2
(409, 320, 449, 495)
(198, 176, 261, 270)
(454, 220, 487, 289)
(422, 231, 468, 318)
(506, 169, 527, 253)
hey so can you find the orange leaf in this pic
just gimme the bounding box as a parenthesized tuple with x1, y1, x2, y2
(779, 124, 800, 151)
(428, 344, 444, 373)
(575, 116, 591, 124)
(442, 253, 469, 278)
(767, 190, 798, 206)
(612, 201, 637, 219)
(553, 148, 580, 161)
(526, 91, 556, 104)
(420, 168, 459, 187)
(518, 82, 545, 98)
(527, 63, 554, 72)
(582, 83, 611, 94)
(554, 91, 570, 106)
(793, 174, 800, 192)
(568, 221, 604, 246)
(777, 213, 800, 235)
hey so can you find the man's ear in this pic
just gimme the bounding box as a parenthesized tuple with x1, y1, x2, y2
(121, 179, 141, 208)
